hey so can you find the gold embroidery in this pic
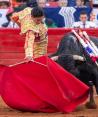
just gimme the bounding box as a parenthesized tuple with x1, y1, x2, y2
(12, 7, 48, 58)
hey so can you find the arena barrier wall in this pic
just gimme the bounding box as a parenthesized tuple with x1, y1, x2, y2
(0, 28, 98, 65)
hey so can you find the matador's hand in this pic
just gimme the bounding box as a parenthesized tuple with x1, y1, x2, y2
(24, 56, 34, 62)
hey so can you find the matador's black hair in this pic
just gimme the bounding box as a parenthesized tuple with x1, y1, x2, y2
(31, 6, 44, 17)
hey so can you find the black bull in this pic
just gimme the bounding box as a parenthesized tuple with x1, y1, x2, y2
(50, 32, 98, 94)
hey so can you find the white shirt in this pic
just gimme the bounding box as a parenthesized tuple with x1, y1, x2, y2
(72, 21, 97, 28)
(93, 0, 98, 4)
(0, 9, 8, 27)
(7, 21, 19, 28)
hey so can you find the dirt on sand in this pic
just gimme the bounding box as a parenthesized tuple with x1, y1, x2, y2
(0, 96, 98, 117)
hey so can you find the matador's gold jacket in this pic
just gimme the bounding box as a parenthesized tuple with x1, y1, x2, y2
(12, 7, 48, 58)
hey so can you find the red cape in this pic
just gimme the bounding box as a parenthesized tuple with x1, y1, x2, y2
(0, 56, 89, 113)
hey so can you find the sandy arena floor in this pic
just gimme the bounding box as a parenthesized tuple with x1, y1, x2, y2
(0, 95, 98, 117)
